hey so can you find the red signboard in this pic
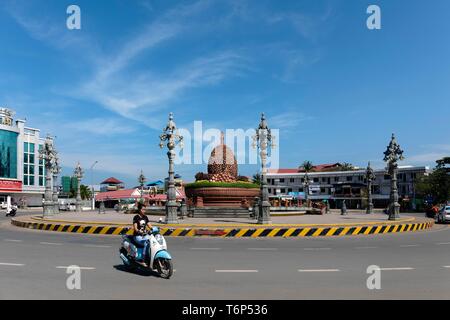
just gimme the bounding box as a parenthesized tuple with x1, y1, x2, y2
(0, 180, 22, 192)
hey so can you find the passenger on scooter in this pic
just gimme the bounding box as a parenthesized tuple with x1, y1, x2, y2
(133, 202, 153, 267)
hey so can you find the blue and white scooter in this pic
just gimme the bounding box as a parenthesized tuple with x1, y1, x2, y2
(119, 227, 173, 279)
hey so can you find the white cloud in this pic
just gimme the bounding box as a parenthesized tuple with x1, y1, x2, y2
(269, 111, 313, 129)
(66, 118, 137, 136)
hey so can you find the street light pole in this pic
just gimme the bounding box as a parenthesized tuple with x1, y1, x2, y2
(90, 161, 98, 210)
(159, 113, 184, 224)
(383, 134, 405, 221)
(74, 162, 84, 213)
(365, 161, 376, 214)
(39, 135, 57, 218)
(52, 154, 61, 215)
(252, 113, 275, 225)
(138, 170, 146, 204)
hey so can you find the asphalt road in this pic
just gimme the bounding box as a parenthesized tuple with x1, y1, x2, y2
(1, 216, 450, 300)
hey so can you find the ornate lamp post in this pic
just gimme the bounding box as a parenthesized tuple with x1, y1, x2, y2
(138, 170, 146, 204)
(51, 155, 61, 214)
(383, 134, 404, 220)
(74, 162, 84, 213)
(39, 135, 57, 218)
(252, 113, 275, 225)
(365, 161, 376, 214)
(159, 113, 184, 224)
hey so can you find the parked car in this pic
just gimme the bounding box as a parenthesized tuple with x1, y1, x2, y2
(435, 206, 450, 224)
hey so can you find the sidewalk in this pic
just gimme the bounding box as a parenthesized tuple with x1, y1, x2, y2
(29, 210, 419, 227)
(11, 208, 434, 238)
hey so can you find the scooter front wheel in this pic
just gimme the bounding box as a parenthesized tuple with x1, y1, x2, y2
(156, 259, 173, 279)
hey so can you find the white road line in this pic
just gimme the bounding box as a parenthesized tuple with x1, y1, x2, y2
(190, 248, 221, 250)
(355, 246, 378, 249)
(83, 244, 112, 248)
(40, 242, 63, 246)
(4, 239, 23, 243)
(56, 266, 96, 270)
(400, 245, 420, 248)
(298, 269, 340, 273)
(442, 266, 450, 269)
(437, 242, 450, 245)
(0, 262, 25, 266)
(304, 248, 332, 251)
(378, 267, 415, 271)
(247, 248, 278, 251)
(215, 270, 259, 273)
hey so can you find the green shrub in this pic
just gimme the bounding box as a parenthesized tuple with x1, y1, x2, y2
(185, 181, 260, 189)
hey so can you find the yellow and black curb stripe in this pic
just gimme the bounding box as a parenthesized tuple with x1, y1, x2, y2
(11, 219, 434, 238)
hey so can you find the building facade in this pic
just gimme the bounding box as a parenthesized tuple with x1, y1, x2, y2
(0, 108, 49, 207)
(267, 164, 429, 209)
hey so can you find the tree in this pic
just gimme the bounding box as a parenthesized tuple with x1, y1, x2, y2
(80, 185, 92, 200)
(252, 173, 262, 185)
(415, 157, 450, 205)
(340, 163, 355, 171)
(301, 161, 314, 172)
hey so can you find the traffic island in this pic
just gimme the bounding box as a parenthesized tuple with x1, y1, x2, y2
(10, 211, 434, 238)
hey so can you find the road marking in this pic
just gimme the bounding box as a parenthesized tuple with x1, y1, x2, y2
(40, 242, 63, 246)
(355, 246, 378, 249)
(298, 269, 340, 273)
(442, 266, 450, 269)
(437, 242, 450, 245)
(247, 248, 278, 251)
(0, 262, 25, 266)
(190, 248, 221, 251)
(304, 248, 332, 251)
(215, 270, 259, 273)
(56, 266, 96, 270)
(378, 267, 415, 271)
(4, 239, 23, 243)
(83, 244, 112, 248)
(400, 244, 420, 248)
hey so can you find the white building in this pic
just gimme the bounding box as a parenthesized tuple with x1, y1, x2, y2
(267, 163, 429, 209)
(0, 108, 49, 207)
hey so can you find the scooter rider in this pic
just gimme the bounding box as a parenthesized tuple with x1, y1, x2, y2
(133, 202, 153, 267)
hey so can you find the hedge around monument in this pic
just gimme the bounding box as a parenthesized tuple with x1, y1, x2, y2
(184, 180, 260, 189)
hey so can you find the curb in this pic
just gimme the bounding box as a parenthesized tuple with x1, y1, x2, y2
(11, 218, 434, 238)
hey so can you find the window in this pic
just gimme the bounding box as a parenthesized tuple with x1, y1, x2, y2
(288, 188, 292, 193)
(313, 178, 319, 183)
(280, 179, 285, 183)
(384, 174, 391, 180)
(24, 142, 36, 186)
(290, 178, 294, 183)
(322, 177, 327, 183)
(280, 188, 286, 194)
(334, 177, 339, 182)
(0, 130, 18, 179)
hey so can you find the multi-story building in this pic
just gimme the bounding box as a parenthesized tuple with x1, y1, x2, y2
(0, 108, 50, 207)
(267, 163, 429, 209)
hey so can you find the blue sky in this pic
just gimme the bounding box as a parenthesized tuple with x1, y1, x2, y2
(1, 0, 449, 187)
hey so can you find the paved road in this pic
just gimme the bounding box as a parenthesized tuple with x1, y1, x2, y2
(1, 219, 449, 299)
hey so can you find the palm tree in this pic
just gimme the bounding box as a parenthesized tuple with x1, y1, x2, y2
(80, 185, 92, 200)
(252, 173, 262, 185)
(301, 161, 314, 173)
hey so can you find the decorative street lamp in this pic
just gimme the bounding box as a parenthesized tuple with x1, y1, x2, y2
(383, 133, 404, 220)
(303, 172, 313, 207)
(252, 113, 275, 225)
(365, 161, 376, 214)
(39, 135, 57, 218)
(138, 170, 146, 204)
(159, 113, 184, 224)
(74, 162, 84, 213)
(51, 154, 61, 215)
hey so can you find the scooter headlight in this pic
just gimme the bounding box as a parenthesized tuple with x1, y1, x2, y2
(155, 234, 164, 245)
